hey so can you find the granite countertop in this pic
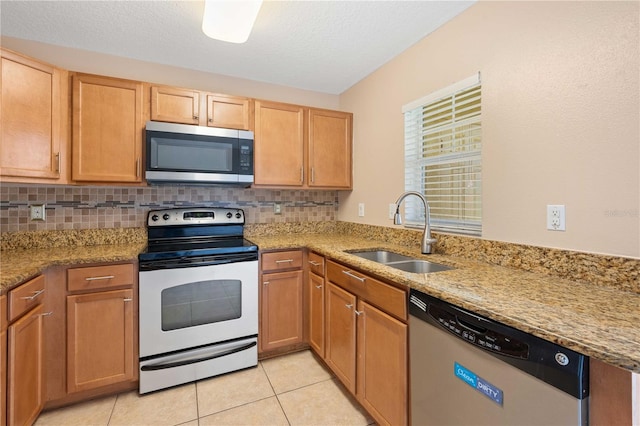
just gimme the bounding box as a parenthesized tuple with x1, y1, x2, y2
(0, 242, 146, 291)
(1, 230, 638, 375)
(250, 233, 640, 374)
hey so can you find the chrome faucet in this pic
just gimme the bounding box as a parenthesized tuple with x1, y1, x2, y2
(393, 191, 437, 254)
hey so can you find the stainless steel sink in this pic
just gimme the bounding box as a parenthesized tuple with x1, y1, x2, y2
(385, 260, 452, 274)
(349, 250, 413, 263)
(348, 250, 452, 274)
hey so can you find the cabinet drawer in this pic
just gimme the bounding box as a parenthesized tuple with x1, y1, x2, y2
(327, 260, 407, 321)
(307, 252, 325, 277)
(67, 263, 135, 292)
(8, 275, 45, 322)
(261, 250, 303, 272)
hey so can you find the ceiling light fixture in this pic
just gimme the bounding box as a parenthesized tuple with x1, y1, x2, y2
(202, 0, 263, 44)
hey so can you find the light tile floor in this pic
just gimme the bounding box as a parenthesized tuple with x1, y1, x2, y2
(35, 350, 375, 426)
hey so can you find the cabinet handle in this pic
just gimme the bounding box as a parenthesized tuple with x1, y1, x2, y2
(194, 115, 199, 120)
(311, 167, 315, 183)
(123, 298, 133, 302)
(35, 311, 53, 319)
(55, 152, 60, 173)
(263, 281, 270, 285)
(275, 259, 294, 264)
(85, 275, 115, 281)
(208, 118, 213, 122)
(355, 310, 364, 316)
(136, 158, 141, 178)
(20, 289, 45, 301)
(342, 270, 366, 283)
(345, 303, 353, 309)
(315, 285, 323, 289)
(308, 260, 322, 266)
(300, 167, 304, 183)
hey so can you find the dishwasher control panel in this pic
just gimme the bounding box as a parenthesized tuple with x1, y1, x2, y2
(428, 304, 530, 359)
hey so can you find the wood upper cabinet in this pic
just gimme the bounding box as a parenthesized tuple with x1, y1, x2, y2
(72, 73, 144, 183)
(150, 85, 250, 130)
(206, 94, 250, 130)
(150, 86, 200, 125)
(0, 48, 64, 181)
(254, 100, 353, 189)
(307, 108, 352, 189)
(254, 100, 305, 186)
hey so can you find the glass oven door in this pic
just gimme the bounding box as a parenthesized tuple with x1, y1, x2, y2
(139, 260, 258, 358)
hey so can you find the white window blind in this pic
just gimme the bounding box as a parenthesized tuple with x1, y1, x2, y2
(403, 74, 482, 236)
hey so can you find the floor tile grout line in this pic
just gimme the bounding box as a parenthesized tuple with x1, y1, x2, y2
(259, 361, 292, 425)
(106, 393, 118, 426)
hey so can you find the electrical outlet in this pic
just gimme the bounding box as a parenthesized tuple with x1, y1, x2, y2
(30, 204, 46, 221)
(389, 203, 397, 219)
(546, 205, 565, 231)
(273, 202, 282, 215)
(358, 203, 365, 217)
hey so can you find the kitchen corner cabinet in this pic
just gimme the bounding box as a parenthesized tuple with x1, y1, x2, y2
(325, 260, 408, 426)
(0, 48, 65, 182)
(307, 252, 326, 357)
(66, 263, 136, 394)
(253, 100, 352, 189)
(259, 250, 304, 353)
(7, 275, 47, 426)
(72, 73, 144, 183)
(150, 85, 251, 130)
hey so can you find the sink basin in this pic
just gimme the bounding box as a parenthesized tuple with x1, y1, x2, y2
(349, 250, 413, 263)
(348, 250, 452, 274)
(385, 260, 452, 274)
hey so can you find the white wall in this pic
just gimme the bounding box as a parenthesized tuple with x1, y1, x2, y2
(338, 1, 640, 258)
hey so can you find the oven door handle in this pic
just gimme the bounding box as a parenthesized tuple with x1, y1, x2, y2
(140, 341, 257, 371)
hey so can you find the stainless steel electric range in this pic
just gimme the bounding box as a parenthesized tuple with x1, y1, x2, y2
(138, 207, 258, 394)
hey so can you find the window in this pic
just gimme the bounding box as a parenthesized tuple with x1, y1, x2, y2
(402, 73, 482, 236)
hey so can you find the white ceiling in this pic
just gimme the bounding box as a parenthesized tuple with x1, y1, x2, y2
(0, 0, 474, 94)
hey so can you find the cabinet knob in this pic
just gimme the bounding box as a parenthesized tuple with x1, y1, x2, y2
(315, 285, 323, 289)
(194, 115, 199, 120)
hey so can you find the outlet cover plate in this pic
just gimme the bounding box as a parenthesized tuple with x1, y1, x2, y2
(546, 204, 565, 231)
(30, 204, 46, 221)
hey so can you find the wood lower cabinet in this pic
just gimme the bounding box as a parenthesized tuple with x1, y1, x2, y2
(1, 48, 64, 182)
(324, 260, 408, 426)
(72, 73, 144, 183)
(67, 289, 134, 393)
(6, 275, 47, 426)
(325, 282, 357, 393)
(1, 295, 7, 426)
(356, 300, 407, 426)
(260, 250, 304, 353)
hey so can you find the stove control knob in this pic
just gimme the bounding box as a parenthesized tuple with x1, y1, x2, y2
(151, 214, 159, 222)
(236, 212, 242, 219)
(226, 212, 233, 219)
(163, 214, 170, 221)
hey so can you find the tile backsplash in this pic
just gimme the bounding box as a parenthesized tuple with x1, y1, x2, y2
(0, 184, 338, 233)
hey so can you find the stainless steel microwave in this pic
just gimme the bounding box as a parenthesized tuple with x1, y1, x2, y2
(145, 121, 254, 186)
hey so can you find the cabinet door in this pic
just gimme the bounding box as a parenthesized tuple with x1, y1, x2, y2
(72, 74, 143, 182)
(151, 86, 200, 125)
(8, 304, 45, 426)
(67, 289, 134, 393)
(308, 272, 325, 357)
(307, 109, 352, 189)
(260, 270, 303, 352)
(1, 295, 6, 426)
(1, 49, 61, 179)
(325, 282, 356, 393)
(254, 100, 304, 186)
(356, 300, 407, 426)
(206, 94, 250, 130)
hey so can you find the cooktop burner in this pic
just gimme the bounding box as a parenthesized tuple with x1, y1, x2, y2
(138, 207, 258, 264)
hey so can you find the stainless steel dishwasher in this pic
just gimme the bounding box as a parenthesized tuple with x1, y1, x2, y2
(409, 289, 589, 426)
